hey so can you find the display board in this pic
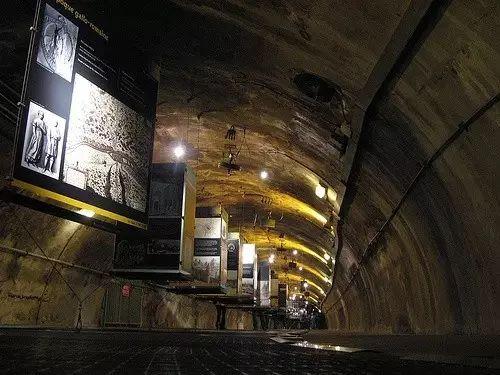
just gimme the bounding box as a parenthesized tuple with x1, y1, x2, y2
(278, 283, 288, 308)
(270, 276, 279, 308)
(11, 0, 158, 228)
(227, 232, 242, 294)
(193, 206, 228, 285)
(241, 243, 257, 297)
(113, 164, 196, 278)
(258, 261, 271, 307)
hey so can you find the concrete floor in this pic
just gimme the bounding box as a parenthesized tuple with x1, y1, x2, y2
(0, 329, 497, 374)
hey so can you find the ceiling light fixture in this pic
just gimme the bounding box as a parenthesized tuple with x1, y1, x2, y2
(173, 144, 185, 159)
(323, 253, 331, 261)
(292, 249, 298, 256)
(260, 170, 269, 180)
(315, 184, 326, 199)
(299, 266, 303, 271)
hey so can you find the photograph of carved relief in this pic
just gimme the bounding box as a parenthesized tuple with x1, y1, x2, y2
(21, 101, 66, 179)
(63, 73, 152, 212)
(36, 3, 78, 82)
(149, 181, 182, 218)
(192, 257, 220, 283)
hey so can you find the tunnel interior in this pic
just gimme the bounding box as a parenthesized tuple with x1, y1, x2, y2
(0, 0, 499, 372)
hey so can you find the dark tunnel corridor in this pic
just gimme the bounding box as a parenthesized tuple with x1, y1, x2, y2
(0, 0, 498, 373)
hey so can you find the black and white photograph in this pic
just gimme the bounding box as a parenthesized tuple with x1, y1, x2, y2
(192, 256, 220, 283)
(194, 217, 221, 238)
(63, 73, 152, 212)
(149, 181, 182, 218)
(21, 101, 66, 179)
(36, 3, 78, 82)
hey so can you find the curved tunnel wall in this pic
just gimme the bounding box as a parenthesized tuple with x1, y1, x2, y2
(324, 0, 499, 334)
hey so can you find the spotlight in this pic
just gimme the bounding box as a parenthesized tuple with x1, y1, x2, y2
(303, 281, 309, 289)
(323, 253, 331, 261)
(315, 184, 326, 199)
(299, 266, 303, 271)
(292, 249, 298, 256)
(260, 170, 269, 180)
(173, 144, 185, 158)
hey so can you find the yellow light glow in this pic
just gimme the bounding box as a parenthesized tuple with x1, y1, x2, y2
(284, 240, 327, 265)
(327, 188, 338, 203)
(267, 193, 328, 226)
(78, 209, 95, 217)
(296, 262, 328, 281)
(309, 295, 319, 303)
(279, 274, 325, 295)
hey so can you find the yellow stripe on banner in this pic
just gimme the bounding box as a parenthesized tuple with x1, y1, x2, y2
(11, 179, 146, 229)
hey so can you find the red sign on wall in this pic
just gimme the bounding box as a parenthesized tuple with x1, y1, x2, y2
(121, 284, 132, 298)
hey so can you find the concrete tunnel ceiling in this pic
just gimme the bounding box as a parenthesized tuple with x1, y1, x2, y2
(98, 0, 415, 294)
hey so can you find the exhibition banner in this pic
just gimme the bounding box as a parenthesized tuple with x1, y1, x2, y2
(12, 0, 158, 228)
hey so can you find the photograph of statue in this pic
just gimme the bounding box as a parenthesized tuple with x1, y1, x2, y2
(36, 3, 78, 82)
(63, 73, 152, 212)
(21, 101, 66, 179)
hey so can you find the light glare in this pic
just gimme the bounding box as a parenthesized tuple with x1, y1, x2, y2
(173, 144, 185, 158)
(315, 184, 326, 199)
(78, 209, 95, 217)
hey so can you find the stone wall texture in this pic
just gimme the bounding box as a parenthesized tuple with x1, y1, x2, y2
(0, 189, 252, 330)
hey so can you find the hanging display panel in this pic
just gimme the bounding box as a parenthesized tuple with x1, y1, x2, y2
(193, 206, 228, 286)
(241, 243, 257, 297)
(227, 232, 242, 294)
(11, 0, 158, 228)
(112, 163, 196, 279)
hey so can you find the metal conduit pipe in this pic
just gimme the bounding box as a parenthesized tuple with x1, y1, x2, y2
(0, 243, 202, 298)
(0, 243, 110, 277)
